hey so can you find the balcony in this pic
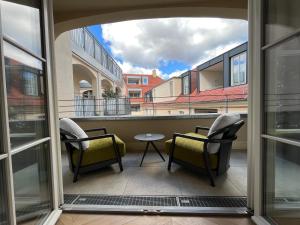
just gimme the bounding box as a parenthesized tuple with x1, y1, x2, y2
(61, 114, 248, 205)
(71, 27, 123, 83)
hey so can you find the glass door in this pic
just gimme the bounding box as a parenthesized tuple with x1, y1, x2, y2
(0, 0, 57, 224)
(262, 0, 300, 224)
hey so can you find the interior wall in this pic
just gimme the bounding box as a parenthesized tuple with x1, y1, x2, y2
(200, 70, 224, 91)
(74, 115, 247, 152)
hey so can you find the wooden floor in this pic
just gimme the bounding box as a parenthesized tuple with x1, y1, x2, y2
(57, 213, 255, 225)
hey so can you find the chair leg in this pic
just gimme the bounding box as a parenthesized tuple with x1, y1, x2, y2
(168, 139, 175, 171)
(73, 150, 84, 183)
(112, 136, 123, 172)
(203, 151, 215, 187)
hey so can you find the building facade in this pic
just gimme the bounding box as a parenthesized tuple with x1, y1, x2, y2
(124, 73, 164, 115)
(0, 1, 299, 225)
(55, 28, 126, 117)
(143, 43, 248, 116)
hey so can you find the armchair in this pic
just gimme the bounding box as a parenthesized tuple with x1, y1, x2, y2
(60, 118, 126, 182)
(166, 113, 244, 187)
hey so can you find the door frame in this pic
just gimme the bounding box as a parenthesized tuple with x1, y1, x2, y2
(0, 0, 62, 224)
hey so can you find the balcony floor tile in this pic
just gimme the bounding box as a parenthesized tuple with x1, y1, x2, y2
(62, 150, 247, 196)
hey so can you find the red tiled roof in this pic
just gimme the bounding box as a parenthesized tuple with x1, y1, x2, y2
(124, 74, 164, 104)
(176, 84, 248, 103)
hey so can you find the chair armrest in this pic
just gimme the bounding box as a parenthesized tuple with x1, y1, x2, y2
(195, 126, 210, 133)
(84, 128, 107, 134)
(173, 133, 208, 143)
(62, 134, 114, 143)
(60, 128, 77, 139)
(207, 136, 237, 144)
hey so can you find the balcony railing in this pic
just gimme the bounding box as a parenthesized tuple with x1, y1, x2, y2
(58, 93, 248, 118)
(71, 27, 123, 81)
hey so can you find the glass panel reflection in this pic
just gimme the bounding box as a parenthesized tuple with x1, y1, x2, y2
(264, 35, 300, 141)
(12, 143, 52, 225)
(263, 139, 300, 224)
(0, 161, 8, 225)
(4, 41, 48, 149)
(1, 0, 42, 56)
(265, 0, 300, 44)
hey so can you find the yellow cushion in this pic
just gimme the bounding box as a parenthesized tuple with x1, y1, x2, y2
(165, 133, 218, 169)
(72, 135, 126, 167)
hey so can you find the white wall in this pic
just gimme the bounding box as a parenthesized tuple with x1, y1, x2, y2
(199, 71, 224, 91)
(152, 77, 181, 103)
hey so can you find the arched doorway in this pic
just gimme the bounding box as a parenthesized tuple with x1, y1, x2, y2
(73, 63, 97, 97)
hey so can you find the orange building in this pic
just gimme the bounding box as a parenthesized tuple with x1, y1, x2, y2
(123, 72, 164, 114)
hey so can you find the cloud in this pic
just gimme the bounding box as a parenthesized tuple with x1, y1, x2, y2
(118, 61, 185, 80)
(118, 61, 164, 77)
(103, 18, 248, 78)
(168, 70, 187, 78)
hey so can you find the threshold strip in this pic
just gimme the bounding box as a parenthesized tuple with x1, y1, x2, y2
(62, 194, 249, 215)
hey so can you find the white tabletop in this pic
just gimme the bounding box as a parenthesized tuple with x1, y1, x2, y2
(134, 133, 165, 142)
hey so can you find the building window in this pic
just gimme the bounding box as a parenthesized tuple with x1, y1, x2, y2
(183, 76, 190, 95)
(129, 91, 141, 98)
(194, 108, 218, 114)
(131, 104, 140, 112)
(127, 77, 140, 84)
(144, 92, 152, 102)
(179, 111, 184, 115)
(23, 71, 39, 96)
(142, 77, 148, 85)
(230, 52, 247, 86)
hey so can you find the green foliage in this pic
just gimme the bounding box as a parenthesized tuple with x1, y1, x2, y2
(102, 89, 119, 98)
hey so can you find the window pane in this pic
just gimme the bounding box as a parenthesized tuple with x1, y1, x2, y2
(183, 76, 189, 95)
(231, 56, 239, 85)
(4, 42, 48, 148)
(265, 0, 300, 44)
(239, 53, 247, 84)
(12, 143, 52, 225)
(264, 35, 300, 141)
(1, 0, 42, 56)
(0, 161, 8, 225)
(263, 139, 300, 224)
(142, 77, 148, 85)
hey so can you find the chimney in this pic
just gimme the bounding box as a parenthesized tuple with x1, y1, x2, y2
(152, 69, 157, 77)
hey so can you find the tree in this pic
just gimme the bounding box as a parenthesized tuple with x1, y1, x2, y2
(102, 89, 118, 98)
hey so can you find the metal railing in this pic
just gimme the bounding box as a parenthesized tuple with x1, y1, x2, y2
(71, 27, 123, 81)
(58, 93, 248, 117)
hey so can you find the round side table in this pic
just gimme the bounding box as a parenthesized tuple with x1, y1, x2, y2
(134, 133, 165, 166)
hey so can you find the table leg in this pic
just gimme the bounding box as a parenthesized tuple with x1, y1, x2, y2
(140, 141, 150, 167)
(150, 141, 165, 161)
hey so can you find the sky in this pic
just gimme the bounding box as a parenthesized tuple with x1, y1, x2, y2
(87, 18, 248, 79)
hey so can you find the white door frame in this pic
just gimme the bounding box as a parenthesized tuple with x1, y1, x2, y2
(248, 0, 271, 224)
(0, 0, 62, 224)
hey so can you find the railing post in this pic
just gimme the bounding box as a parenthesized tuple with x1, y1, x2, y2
(116, 97, 119, 115)
(93, 39, 96, 58)
(82, 28, 86, 51)
(82, 97, 85, 117)
(93, 96, 96, 116)
(152, 100, 154, 116)
(188, 94, 191, 115)
(225, 95, 229, 113)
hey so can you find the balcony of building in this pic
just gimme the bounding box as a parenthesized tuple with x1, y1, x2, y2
(61, 115, 248, 209)
(71, 27, 123, 83)
(60, 93, 249, 211)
